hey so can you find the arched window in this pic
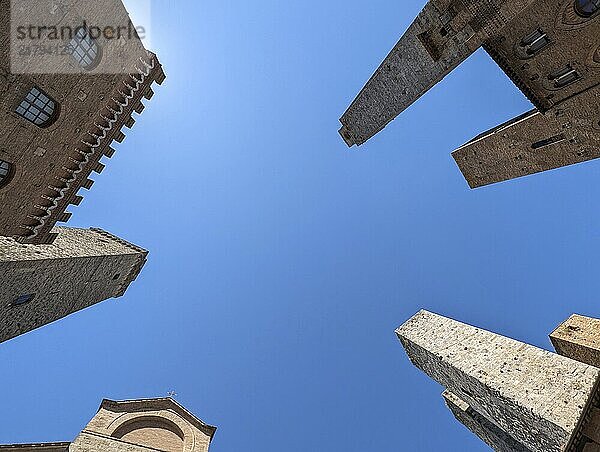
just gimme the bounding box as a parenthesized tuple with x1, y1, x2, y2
(15, 87, 58, 127)
(0, 160, 13, 188)
(69, 27, 101, 70)
(575, 0, 600, 16)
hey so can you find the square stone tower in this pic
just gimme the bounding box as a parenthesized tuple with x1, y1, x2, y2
(397, 310, 600, 451)
(0, 227, 147, 344)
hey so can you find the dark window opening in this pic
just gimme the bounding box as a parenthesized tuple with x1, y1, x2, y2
(11, 293, 36, 307)
(0, 160, 13, 188)
(549, 65, 581, 88)
(575, 0, 600, 16)
(16, 87, 59, 127)
(520, 29, 550, 56)
(532, 134, 567, 150)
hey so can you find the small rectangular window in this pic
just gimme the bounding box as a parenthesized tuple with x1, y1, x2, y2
(549, 65, 581, 88)
(520, 29, 550, 56)
(532, 134, 566, 150)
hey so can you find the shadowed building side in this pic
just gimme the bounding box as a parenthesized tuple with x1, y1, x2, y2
(0, 226, 147, 344)
(442, 390, 533, 452)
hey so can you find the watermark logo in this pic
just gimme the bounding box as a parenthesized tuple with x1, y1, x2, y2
(10, 0, 152, 74)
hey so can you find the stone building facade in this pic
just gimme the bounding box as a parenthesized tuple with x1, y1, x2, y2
(0, 0, 165, 244)
(0, 227, 147, 344)
(0, 398, 216, 452)
(397, 310, 600, 451)
(0, 0, 163, 342)
(340, 0, 600, 188)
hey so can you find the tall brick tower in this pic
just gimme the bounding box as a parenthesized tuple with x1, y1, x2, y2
(396, 310, 600, 451)
(340, 0, 600, 188)
(0, 0, 164, 342)
(0, 398, 217, 451)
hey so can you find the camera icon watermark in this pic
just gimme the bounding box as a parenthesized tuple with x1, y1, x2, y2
(10, 0, 152, 74)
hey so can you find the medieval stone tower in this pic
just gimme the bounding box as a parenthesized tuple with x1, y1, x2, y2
(0, 398, 216, 451)
(340, 0, 600, 188)
(397, 310, 600, 451)
(0, 228, 147, 344)
(0, 0, 164, 342)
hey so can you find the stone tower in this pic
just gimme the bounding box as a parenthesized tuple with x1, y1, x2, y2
(0, 227, 147, 344)
(0, 0, 164, 342)
(340, 0, 600, 188)
(0, 398, 217, 451)
(396, 310, 600, 451)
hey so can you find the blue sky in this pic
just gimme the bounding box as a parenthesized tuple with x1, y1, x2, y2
(2, 0, 600, 450)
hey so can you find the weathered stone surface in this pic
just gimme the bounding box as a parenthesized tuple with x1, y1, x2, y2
(0, 0, 165, 244)
(396, 310, 600, 452)
(340, 0, 600, 188)
(551, 315, 600, 369)
(0, 398, 216, 452)
(443, 390, 532, 452)
(0, 226, 147, 344)
(339, 0, 537, 146)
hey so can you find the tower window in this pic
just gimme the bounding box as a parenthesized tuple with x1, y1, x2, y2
(11, 293, 35, 307)
(575, 0, 599, 16)
(0, 160, 13, 188)
(549, 65, 581, 88)
(520, 29, 550, 56)
(69, 27, 101, 70)
(16, 87, 58, 127)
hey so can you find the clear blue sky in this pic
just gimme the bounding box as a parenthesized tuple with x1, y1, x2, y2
(2, 1, 599, 450)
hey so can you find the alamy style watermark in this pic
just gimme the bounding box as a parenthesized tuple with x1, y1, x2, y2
(10, 0, 152, 74)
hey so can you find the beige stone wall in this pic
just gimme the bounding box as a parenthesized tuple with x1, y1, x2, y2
(71, 399, 215, 452)
(0, 399, 214, 452)
(0, 226, 147, 343)
(397, 310, 600, 452)
(551, 314, 600, 368)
